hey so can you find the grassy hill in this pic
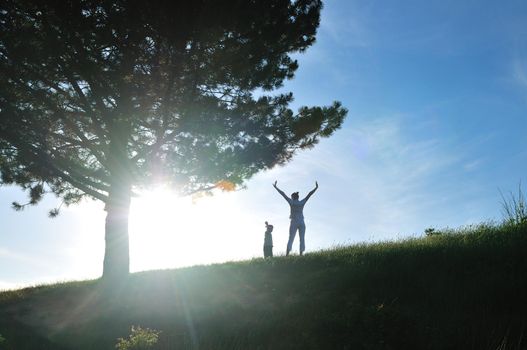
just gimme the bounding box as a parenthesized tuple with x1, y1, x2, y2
(1, 223, 526, 350)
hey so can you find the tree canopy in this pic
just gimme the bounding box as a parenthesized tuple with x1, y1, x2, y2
(0, 0, 347, 277)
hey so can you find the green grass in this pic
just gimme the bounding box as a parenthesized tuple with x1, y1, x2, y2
(1, 222, 527, 349)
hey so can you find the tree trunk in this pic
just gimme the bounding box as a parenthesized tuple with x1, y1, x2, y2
(102, 115, 133, 280)
(102, 183, 131, 279)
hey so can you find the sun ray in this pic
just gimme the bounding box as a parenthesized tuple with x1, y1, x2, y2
(128, 187, 241, 272)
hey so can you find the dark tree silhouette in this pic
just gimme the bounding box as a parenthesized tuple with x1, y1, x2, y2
(0, 0, 347, 279)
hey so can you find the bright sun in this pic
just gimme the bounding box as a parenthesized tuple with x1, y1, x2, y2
(128, 187, 250, 272)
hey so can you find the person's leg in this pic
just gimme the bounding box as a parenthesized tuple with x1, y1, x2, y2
(299, 221, 306, 255)
(266, 246, 273, 258)
(286, 221, 298, 256)
(263, 246, 269, 258)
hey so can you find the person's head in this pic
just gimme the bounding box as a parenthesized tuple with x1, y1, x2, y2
(291, 192, 299, 200)
(265, 221, 273, 233)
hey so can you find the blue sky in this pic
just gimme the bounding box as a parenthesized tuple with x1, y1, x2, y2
(2, 0, 527, 289)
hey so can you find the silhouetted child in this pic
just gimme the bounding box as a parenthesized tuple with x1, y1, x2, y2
(264, 221, 273, 258)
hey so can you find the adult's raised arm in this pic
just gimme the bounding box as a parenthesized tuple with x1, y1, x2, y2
(273, 181, 290, 202)
(302, 181, 319, 202)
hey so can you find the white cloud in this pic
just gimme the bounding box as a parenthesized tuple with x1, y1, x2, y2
(0, 247, 53, 268)
(463, 159, 483, 171)
(320, 2, 372, 48)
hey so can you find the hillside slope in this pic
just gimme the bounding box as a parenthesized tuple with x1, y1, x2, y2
(1, 223, 526, 349)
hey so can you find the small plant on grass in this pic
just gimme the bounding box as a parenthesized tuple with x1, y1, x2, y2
(115, 326, 160, 350)
(500, 183, 527, 226)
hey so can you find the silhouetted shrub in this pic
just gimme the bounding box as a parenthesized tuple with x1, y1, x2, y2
(115, 326, 160, 350)
(424, 227, 440, 236)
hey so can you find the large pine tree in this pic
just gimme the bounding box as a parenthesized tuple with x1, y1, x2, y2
(0, 0, 347, 279)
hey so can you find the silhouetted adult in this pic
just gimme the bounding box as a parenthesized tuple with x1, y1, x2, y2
(273, 181, 318, 256)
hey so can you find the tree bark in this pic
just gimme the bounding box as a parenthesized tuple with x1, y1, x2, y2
(102, 116, 133, 279)
(102, 183, 131, 279)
